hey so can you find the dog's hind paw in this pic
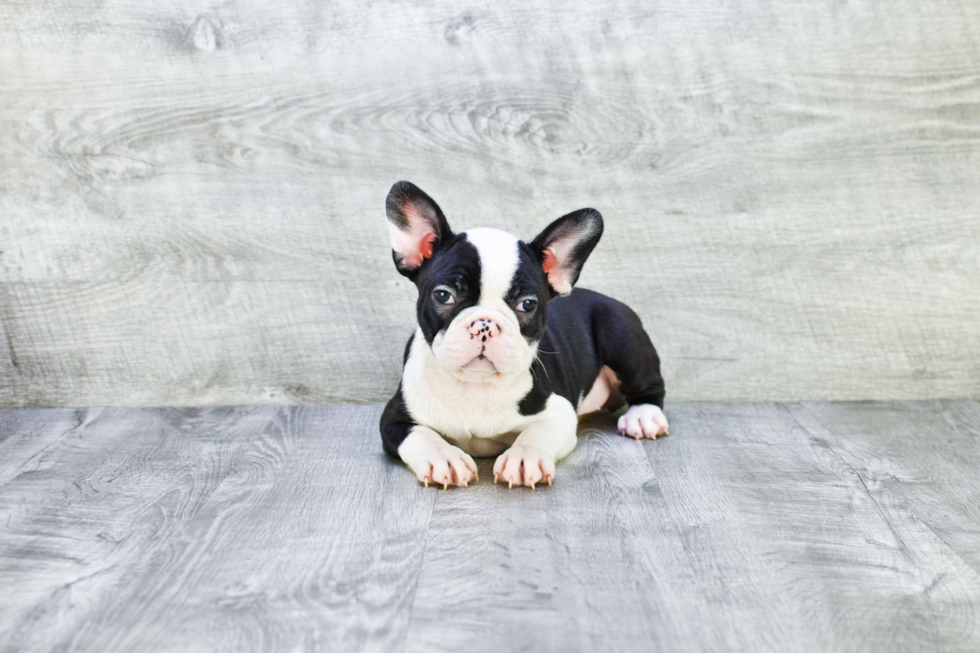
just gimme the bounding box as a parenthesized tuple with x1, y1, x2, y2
(618, 404, 669, 440)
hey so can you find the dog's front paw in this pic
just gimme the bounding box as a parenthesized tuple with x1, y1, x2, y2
(402, 440, 478, 489)
(493, 444, 555, 489)
(618, 404, 669, 439)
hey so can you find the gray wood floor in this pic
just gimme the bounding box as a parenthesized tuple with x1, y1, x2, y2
(1, 400, 979, 652)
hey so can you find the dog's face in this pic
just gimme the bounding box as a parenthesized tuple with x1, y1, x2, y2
(385, 181, 602, 382)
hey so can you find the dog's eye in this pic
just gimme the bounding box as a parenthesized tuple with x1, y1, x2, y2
(516, 298, 537, 313)
(433, 288, 456, 305)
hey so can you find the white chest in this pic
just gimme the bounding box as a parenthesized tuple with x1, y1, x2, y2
(401, 331, 536, 456)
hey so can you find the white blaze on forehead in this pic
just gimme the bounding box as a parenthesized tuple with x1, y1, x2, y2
(463, 228, 520, 304)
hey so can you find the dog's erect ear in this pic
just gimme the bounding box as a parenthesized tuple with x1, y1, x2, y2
(385, 181, 453, 277)
(529, 208, 603, 296)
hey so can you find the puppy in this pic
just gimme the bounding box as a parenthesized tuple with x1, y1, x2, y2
(380, 181, 667, 488)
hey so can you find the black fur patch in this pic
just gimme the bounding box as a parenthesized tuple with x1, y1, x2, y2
(380, 384, 415, 457)
(412, 234, 482, 345)
(504, 241, 554, 342)
(518, 288, 665, 415)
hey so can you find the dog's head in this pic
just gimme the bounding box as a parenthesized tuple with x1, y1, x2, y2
(385, 181, 602, 382)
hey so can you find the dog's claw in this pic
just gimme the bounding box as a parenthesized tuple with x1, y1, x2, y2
(508, 480, 513, 489)
(546, 475, 552, 486)
(423, 477, 429, 488)
(530, 482, 536, 490)
(443, 481, 448, 490)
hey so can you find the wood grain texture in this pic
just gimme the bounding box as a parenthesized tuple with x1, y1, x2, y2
(1, 1, 980, 406)
(0, 405, 435, 652)
(1, 401, 979, 652)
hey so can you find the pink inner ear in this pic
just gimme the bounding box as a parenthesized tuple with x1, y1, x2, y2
(541, 246, 573, 294)
(404, 232, 435, 267)
(392, 201, 439, 269)
(419, 232, 436, 260)
(541, 247, 558, 273)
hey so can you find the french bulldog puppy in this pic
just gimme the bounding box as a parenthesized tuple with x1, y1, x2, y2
(380, 181, 667, 489)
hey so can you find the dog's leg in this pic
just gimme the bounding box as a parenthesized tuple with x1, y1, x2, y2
(591, 296, 669, 439)
(493, 395, 578, 488)
(381, 386, 477, 488)
(398, 425, 478, 489)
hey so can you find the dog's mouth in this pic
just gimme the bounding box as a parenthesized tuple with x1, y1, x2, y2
(460, 353, 498, 375)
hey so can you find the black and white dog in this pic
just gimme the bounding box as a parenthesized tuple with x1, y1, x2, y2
(380, 181, 668, 489)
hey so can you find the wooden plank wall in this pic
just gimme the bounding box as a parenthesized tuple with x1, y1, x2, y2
(1, 1, 978, 407)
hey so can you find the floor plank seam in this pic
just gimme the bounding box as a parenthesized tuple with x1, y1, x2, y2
(392, 483, 438, 653)
(781, 401, 923, 558)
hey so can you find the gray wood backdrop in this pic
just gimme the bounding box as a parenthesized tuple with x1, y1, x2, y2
(1, 1, 979, 407)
